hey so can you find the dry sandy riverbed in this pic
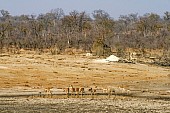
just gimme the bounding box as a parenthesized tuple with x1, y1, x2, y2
(0, 52, 170, 112)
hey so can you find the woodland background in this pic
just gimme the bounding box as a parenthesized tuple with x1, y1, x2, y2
(0, 9, 170, 65)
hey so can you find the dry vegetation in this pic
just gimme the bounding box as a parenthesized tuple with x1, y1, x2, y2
(0, 50, 170, 112)
(0, 9, 170, 112)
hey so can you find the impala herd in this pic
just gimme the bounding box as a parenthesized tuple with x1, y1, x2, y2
(39, 85, 131, 99)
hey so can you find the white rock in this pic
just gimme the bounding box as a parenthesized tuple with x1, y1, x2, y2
(106, 55, 120, 62)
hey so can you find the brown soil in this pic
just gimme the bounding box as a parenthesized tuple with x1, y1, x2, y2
(0, 52, 170, 112)
(0, 52, 169, 91)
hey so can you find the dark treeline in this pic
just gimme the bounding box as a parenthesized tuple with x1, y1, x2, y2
(0, 9, 170, 57)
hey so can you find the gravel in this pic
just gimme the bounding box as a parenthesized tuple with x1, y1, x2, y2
(0, 96, 170, 113)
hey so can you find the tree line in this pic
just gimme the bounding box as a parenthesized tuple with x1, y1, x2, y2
(0, 9, 170, 58)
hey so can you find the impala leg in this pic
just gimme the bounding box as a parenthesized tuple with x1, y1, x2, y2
(67, 90, 70, 98)
(81, 91, 83, 98)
